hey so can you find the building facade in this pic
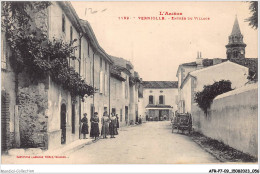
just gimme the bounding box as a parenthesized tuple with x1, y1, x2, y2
(109, 56, 141, 126)
(142, 81, 178, 121)
(1, 2, 117, 152)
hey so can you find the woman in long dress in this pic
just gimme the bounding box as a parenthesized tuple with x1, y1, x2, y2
(109, 113, 117, 138)
(115, 114, 119, 135)
(81, 113, 89, 139)
(91, 112, 100, 141)
(101, 112, 110, 139)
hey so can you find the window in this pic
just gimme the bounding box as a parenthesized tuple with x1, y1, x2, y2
(104, 74, 108, 95)
(159, 95, 164, 104)
(105, 61, 107, 71)
(70, 26, 73, 42)
(62, 14, 66, 33)
(99, 71, 104, 94)
(234, 51, 238, 58)
(87, 42, 90, 57)
(90, 62, 93, 85)
(1, 33, 7, 69)
(149, 95, 154, 104)
(125, 77, 128, 99)
(84, 54, 87, 80)
(100, 57, 102, 68)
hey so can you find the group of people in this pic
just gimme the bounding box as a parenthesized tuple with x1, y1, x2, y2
(80, 111, 119, 142)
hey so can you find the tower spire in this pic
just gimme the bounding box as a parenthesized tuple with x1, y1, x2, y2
(231, 15, 242, 36)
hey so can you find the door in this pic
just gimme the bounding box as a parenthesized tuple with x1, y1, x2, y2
(125, 106, 128, 125)
(71, 104, 75, 134)
(159, 110, 163, 121)
(60, 104, 66, 144)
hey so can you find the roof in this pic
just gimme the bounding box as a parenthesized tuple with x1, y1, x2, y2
(143, 81, 178, 88)
(189, 61, 248, 76)
(231, 16, 242, 36)
(110, 56, 133, 69)
(110, 67, 126, 81)
(229, 58, 258, 74)
(145, 104, 173, 109)
(181, 58, 227, 67)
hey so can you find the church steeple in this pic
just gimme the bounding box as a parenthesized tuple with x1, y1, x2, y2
(226, 16, 246, 60)
(231, 15, 242, 36)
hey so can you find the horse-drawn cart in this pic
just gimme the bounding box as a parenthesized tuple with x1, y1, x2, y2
(172, 113, 192, 134)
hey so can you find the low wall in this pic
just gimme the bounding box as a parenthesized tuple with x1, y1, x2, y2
(192, 83, 258, 157)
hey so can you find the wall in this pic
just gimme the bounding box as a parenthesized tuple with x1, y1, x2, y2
(93, 52, 110, 131)
(18, 73, 49, 149)
(1, 32, 17, 149)
(48, 2, 80, 73)
(110, 76, 127, 127)
(192, 83, 258, 157)
(180, 78, 192, 113)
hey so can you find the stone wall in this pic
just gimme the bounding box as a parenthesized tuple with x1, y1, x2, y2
(192, 83, 258, 157)
(18, 73, 48, 149)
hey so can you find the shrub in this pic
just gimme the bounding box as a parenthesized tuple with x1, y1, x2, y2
(194, 80, 233, 115)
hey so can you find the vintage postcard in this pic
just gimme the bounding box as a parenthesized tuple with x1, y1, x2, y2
(1, 0, 258, 173)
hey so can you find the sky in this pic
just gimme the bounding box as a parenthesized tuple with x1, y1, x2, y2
(71, 1, 258, 81)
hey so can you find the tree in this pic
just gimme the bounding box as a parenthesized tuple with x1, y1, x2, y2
(245, 1, 258, 29)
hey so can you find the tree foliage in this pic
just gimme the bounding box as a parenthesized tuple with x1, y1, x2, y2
(2, 1, 96, 100)
(245, 1, 258, 29)
(194, 80, 233, 115)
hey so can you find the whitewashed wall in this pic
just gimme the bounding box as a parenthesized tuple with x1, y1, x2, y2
(192, 83, 258, 157)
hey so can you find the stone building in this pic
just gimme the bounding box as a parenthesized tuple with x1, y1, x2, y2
(1, 2, 114, 151)
(142, 81, 178, 121)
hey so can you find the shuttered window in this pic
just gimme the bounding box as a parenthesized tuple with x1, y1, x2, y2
(99, 71, 104, 94)
(1, 33, 7, 69)
(104, 74, 108, 95)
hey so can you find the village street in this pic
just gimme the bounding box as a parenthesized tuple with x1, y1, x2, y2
(66, 121, 218, 164)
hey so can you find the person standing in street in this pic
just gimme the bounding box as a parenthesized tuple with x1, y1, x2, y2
(116, 114, 119, 133)
(81, 113, 89, 139)
(109, 113, 117, 138)
(101, 111, 110, 139)
(91, 112, 100, 141)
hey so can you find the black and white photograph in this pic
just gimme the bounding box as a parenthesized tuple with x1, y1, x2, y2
(0, 1, 259, 173)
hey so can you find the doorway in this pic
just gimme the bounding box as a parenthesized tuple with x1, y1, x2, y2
(60, 104, 66, 144)
(71, 104, 75, 134)
(159, 110, 163, 121)
(125, 106, 128, 125)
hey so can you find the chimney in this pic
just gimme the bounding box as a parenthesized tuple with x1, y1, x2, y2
(196, 51, 203, 67)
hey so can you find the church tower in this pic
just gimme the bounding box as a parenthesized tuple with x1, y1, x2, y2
(225, 16, 246, 60)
